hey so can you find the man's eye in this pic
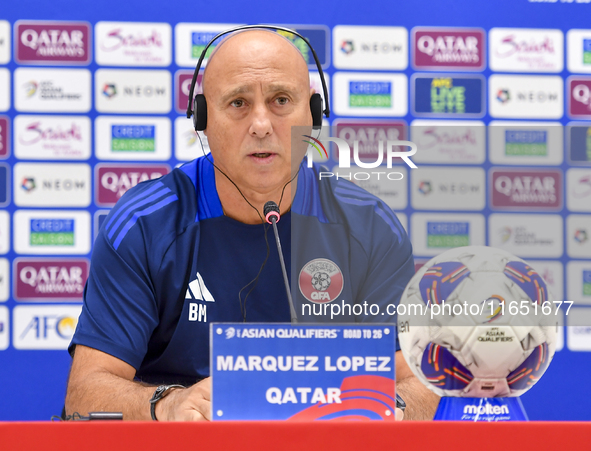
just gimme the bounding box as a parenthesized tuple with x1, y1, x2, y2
(275, 97, 289, 105)
(231, 99, 244, 108)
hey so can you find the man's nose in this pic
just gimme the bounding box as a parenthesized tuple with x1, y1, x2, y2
(249, 101, 273, 137)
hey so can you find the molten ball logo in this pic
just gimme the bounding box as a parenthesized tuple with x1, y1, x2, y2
(299, 258, 344, 304)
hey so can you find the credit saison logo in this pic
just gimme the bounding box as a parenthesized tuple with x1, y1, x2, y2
(16, 21, 90, 64)
(191, 31, 218, 59)
(303, 134, 417, 181)
(111, 125, 155, 152)
(584, 270, 591, 297)
(349, 81, 392, 108)
(30, 218, 75, 246)
(505, 130, 547, 156)
(584, 39, 591, 65)
(427, 222, 470, 247)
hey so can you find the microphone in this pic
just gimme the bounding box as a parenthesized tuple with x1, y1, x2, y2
(264, 201, 297, 323)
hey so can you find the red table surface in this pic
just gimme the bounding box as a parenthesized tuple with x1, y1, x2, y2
(1, 421, 591, 451)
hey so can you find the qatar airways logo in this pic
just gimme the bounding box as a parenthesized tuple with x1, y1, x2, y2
(16, 21, 90, 64)
(96, 164, 170, 206)
(413, 28, 484, 70)
(15, 258, 89, 300)
(304, 135, 417, 181)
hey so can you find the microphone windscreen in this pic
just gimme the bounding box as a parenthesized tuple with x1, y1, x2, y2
(263, 201, 280, 216)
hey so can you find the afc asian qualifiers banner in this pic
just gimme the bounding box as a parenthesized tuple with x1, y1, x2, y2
(211, 323, 396, 421)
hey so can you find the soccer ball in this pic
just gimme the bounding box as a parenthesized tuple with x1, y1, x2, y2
(397, 246, 558, 398)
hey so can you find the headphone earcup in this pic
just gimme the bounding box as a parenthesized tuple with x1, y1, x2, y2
(310, 93, 323, 128)
(193, 94, 208, 131)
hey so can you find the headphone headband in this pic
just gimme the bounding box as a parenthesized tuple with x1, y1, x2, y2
(185, 24, 330, 120)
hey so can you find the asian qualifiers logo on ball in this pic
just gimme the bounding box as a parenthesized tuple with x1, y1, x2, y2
(299, 258, 344, 303)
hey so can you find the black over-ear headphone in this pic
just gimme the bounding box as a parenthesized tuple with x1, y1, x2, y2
(185, 24, 330, 131)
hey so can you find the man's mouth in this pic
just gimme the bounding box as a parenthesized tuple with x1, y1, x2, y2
(250, 152, 273, 158)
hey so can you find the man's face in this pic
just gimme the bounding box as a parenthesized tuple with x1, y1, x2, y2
(202, 30, 313, 194)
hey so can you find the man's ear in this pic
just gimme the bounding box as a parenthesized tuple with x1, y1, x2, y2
(310, 87, 316, 98)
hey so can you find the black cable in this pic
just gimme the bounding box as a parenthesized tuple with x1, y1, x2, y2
(196, 133, 298, 322)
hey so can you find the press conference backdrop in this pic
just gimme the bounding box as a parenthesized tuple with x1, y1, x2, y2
(1, 0, 590, 421)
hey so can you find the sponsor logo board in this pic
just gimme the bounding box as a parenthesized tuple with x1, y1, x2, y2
(567, 308, 591, 351)
(278, 25, 330, 69)
(14, 68, 91, 113)
(411, 166, 485, 211)
(568, 77, 591, 119)
(95, 116, 171, 160)
(333, 119, 406, 163)
(489, 75, 563, 119)
(412, 75, 485, 117)
(530, 260, 563, 303)
(488, 214, 563, 258)
(566, 214, 591, 259)
(13, 305, 81, 350)
(14, 163, 91, 207)
(95, 69, 171, 114)
(0, 211, 9, 254)
(488, 121, 563, 165)
(410, 120, 485, 164)
(0, 258, 8, 302)
(14, 258, 89, 301)
(0, 163, 9, 207)
(14, 115, 90, 160)
(333, 25, 407, 70)
(175, 69, 201, 114)
(14, 210, 90, 255)
(333, 72, 407, 117)
(15, 21, 91, 65)
(96, 163, 170, 206)
(95, 21, 171, 66)
(174, 116, 209, 161)
(0, 116, 9, 158)
(411, 213, 485, 256)
(567, 30, 591, 74)
(174, 23, 240, 67)
(94, 210, 110, 241)
(489, 28, 563, 73)
(568, 123, 591, 164)
(567, 261, 591, 306)
(0, 306, 7, 350)
(0, 20, 10, 64)
(490, 168, 562, 211)
(331, 165, 408, 210)
(566, 168, 591, 212)
(412, 27, 485, 70)
(0, 68, 10, 112)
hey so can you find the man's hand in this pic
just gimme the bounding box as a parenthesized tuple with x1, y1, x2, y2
(395, 407, 404, 421)
(395, 350, 440, 420)
(155, 378, 212, 421)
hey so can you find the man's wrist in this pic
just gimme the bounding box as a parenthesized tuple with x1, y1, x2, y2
(149, 384, 184, 421)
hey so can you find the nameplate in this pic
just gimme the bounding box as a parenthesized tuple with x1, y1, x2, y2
(210, 323, 396, 421)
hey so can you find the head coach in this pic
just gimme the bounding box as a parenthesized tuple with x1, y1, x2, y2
(65, 27, 439, 421)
